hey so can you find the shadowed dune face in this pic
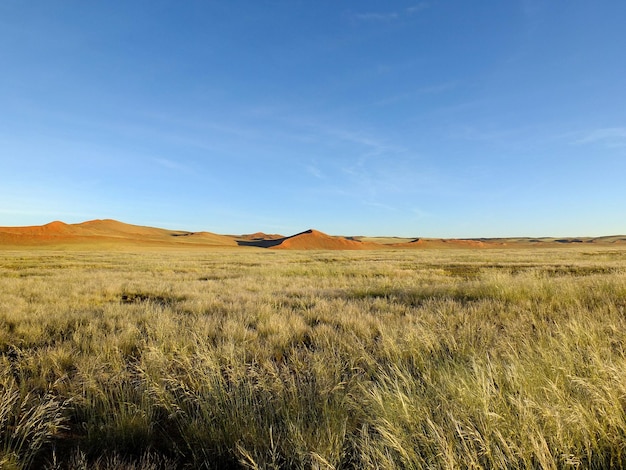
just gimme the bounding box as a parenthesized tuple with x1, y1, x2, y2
(237, 238, 286, 248)
(236, 232, 287, 247)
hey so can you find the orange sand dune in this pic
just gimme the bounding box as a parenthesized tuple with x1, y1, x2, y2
(0, 220, 74, 235)
(271, 229, 380, 250)
(76, 219, 177, 237)
(0, 219, 237, 248)
(239, 232, 285, 241)
(1, 219, 625, 250)
(175, 231, 238, 246)
(0, 221, 82, 243)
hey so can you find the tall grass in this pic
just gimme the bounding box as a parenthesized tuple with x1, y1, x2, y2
(0, 247, 626, 468)
(0, 374, 66, 469)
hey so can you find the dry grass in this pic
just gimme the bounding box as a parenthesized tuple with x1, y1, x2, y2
(1, 246, 626, 468)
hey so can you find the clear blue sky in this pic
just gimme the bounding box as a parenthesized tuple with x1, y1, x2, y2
(1, 1, 625, 237)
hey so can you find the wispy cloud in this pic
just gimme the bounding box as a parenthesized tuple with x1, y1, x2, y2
(306, 164, 324, 179)
(449, 123, 542, 149)
(354, 3, 429, 22)
(355, 11, 400, 21)
(452, 125, 514, 143)
(341, 152, 443, 201)
(363, 201, 398, 212)
(374, 81, 458, 106)
(412, 207, 432, 219)
(154, 157, 192, 173)
(336, 132, 399, 156)
(407, 3, 430, 15)
(573, 127, 626, 148)
(297, 120, 440, 200)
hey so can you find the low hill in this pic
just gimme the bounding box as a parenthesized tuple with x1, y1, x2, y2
(0, 219, 237, 248)
(389, 238, 492, 249)
(271, 229, 380, 250)
(238, 232, 285, 241)
(237, 229, 380, 249)
(1, 220, 625, 250)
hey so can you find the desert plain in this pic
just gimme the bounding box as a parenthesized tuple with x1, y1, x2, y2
(1, 220, 626, 469)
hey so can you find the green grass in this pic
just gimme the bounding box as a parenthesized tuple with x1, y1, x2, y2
(1, 247, 626, 468)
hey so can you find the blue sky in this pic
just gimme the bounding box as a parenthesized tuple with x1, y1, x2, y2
(1, 1, 625, 237)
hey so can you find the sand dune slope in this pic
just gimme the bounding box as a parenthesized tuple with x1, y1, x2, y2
(271, 229, 380, 250)
(0, 219, 237, 247)
(0, 221, 82, 243)
(2, 220, 625, 249)
(239, 232, 285, 241)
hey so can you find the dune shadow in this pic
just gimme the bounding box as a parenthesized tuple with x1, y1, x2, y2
(236, 238, 286, 248)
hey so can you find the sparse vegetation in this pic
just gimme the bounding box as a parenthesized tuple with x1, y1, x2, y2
(1, 247, 626, 468)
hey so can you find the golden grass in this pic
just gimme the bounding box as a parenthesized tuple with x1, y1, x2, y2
(1, 246, 626, 468)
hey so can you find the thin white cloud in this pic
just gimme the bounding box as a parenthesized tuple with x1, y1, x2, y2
(315, 126, 406, 159)
(306, 164, 324, 179)
(154, 157, 191, 172)
(412, 207, 432, 219)
(450, 124, 541, 148)
(354, 3, 429, 22)
(355, 12, 400, 21)
(407, 3, 430, 15)
(374, 81, 458, 106)
(363, 201, 398, 212)
(573, 127, 626, 148)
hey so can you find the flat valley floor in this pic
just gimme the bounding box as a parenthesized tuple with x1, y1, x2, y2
(1, 246, 626, 469)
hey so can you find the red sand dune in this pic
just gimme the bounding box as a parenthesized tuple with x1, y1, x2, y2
(77, 219, 170, 236)
(239, 232, 285, 241)
(178, 231, 239, 246)
(0, 221, 81, 243)
(271, 229, 380, 250)
(0, 219, 237, 247)
(1, 219, 624, 250)
(2, 221, 73, 235)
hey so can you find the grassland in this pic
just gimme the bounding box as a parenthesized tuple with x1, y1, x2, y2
(1, 246, 626, 469)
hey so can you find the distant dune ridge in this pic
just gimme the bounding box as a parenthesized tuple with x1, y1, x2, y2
(0, 219, 625, 249)
(0, 219, 237, 248)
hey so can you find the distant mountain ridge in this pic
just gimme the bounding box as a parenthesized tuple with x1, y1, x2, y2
(1, 219, 625, 249)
